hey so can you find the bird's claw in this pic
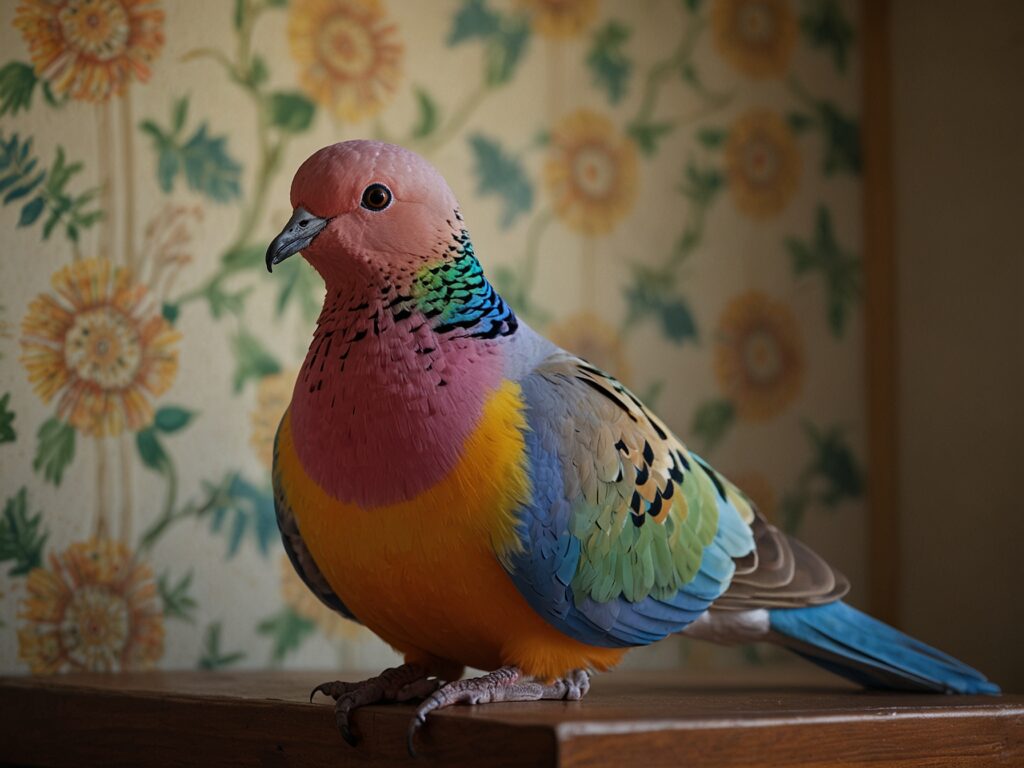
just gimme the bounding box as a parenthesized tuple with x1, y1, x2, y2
(406, 667, 591, 756)
(309, 680, 355, 703)
(309, 663, 438, 748)
(338, 721, 359, 747)
(407, 715, 425, 758)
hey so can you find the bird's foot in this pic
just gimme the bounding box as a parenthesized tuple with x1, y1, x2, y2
(407, 667, 590, 756)
(310, 663, 442, 746)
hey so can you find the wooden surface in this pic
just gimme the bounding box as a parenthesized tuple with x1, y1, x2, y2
(862, 0, 901, 628)
(1, 668, 1021, 767)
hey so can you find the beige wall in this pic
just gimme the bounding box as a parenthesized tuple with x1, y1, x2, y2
(893, 0, 1024, 692)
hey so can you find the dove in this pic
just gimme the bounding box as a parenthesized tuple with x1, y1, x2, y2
(265, 140, 998, 751)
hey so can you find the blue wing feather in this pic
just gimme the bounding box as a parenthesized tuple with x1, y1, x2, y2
(505, 370, 754, 649)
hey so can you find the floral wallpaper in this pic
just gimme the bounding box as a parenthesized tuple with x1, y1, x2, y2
(0, 0, 864, 674)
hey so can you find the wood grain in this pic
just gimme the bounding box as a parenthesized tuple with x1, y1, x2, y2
(862, 0, 901, 626)
(1, 669, 1021, 767)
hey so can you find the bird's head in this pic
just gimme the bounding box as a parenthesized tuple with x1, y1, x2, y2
(266, 140, 461, 286)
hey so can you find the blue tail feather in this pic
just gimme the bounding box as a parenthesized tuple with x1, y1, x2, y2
(770, 601, 999, 695)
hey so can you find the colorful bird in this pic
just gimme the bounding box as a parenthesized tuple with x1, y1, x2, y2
(266, 140, 998, 751)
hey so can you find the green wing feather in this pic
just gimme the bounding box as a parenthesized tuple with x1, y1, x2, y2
(531, 353, 754, 605)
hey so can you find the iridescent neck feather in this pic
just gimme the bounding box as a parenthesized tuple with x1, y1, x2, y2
(287, 228, 517, 508)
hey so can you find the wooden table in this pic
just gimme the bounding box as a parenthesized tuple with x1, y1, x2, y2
(1, 667, 1021, 766)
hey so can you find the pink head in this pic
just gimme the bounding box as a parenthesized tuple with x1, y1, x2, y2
(266, 140, 461, 287)
(268, 142, 512, 508)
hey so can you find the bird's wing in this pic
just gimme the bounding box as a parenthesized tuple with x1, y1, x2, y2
(507, 352, 842, 648)
(715, 509, 849, 610)
(272, 413, 361, 623)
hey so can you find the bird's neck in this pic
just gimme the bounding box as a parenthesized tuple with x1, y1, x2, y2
(287, 240, 515, 508)
(410, 231, 518, 340)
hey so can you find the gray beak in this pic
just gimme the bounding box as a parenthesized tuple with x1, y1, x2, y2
(266, 207, 331, 272)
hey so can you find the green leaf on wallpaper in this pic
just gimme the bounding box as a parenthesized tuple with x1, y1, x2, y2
(207, 473, 277, 558)
(171, 95, 189, 134)
(162, 302, 179, 324)
(696, 127, 727, 149)
(231, 330, 282, 393)
(410, 87, 439, 140)
(0, 392, 16, 444)
(627, 120, 674, 156)
(142, 98, 242, 202)
(2, 152, 44, 204)
(257, 606, 317, 663)
(467, 134, 533, 229)
(800, 0, 855, 73)
(136, 427, 171, 473)
(180, 124, 243, 200)
(659, 299, 697, 343)
(448, 0, 501, 45)
(788, 82, 861, 176)
(275, 258, 323, 324)
(785, 206, 861, 336)
(266, 91, 316, 134)
(587, 21, 633, 105)
(0, 136, 101, 243)
(43, 146, 103, 241)
(485, 16, 530, 86)
(154, 405, 195, 434)
(679, 162, 723, 209)
(19, 195, 45, 226)
(198, 622, 246, 669)
(0, 487, 49, 577)
(786, 111, 814, 133)
(803, 422, 864, 506)
(247, 55, 269, 88)
(232, 0, 245, 30)
(691, 399, 735, 453)
(33, 417, 75, 486)
(0, 62, 38, 118)
(206, 281, 252, 319)
(221, 243, 266, 273)
(779, 489, 808, 535)
(623, 269, 698, 346)
(818, 101, 861, 175)
(447, 0, 530, 85)
(776, 422, 863, 535)
(158, 569, 198, 622)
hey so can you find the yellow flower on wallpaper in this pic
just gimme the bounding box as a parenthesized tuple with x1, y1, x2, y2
(250, 370, 296, 471)
(548, 311, 632, 384)
(727, 470, 777, 522)
(517, 0, 598, 40)
(20, 258, 180, 438)
(711, 0, 797, 79)
(725, 109, 801, 219)
(288, 0, 403, 123)
(714, 292, 803, 421)
(18, 539, 164, 673)
(545, 109, 638, 236)
(13, 0, 165, 102)
(279, 554, 369, 643)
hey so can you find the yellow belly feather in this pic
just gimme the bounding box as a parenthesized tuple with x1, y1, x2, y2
(276, 380, 625, 678)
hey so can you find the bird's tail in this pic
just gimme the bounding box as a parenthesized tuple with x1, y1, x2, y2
(769, 600, 999, 695)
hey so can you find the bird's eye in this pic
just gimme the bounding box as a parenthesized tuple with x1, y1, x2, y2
(361, 183, 393, 211)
